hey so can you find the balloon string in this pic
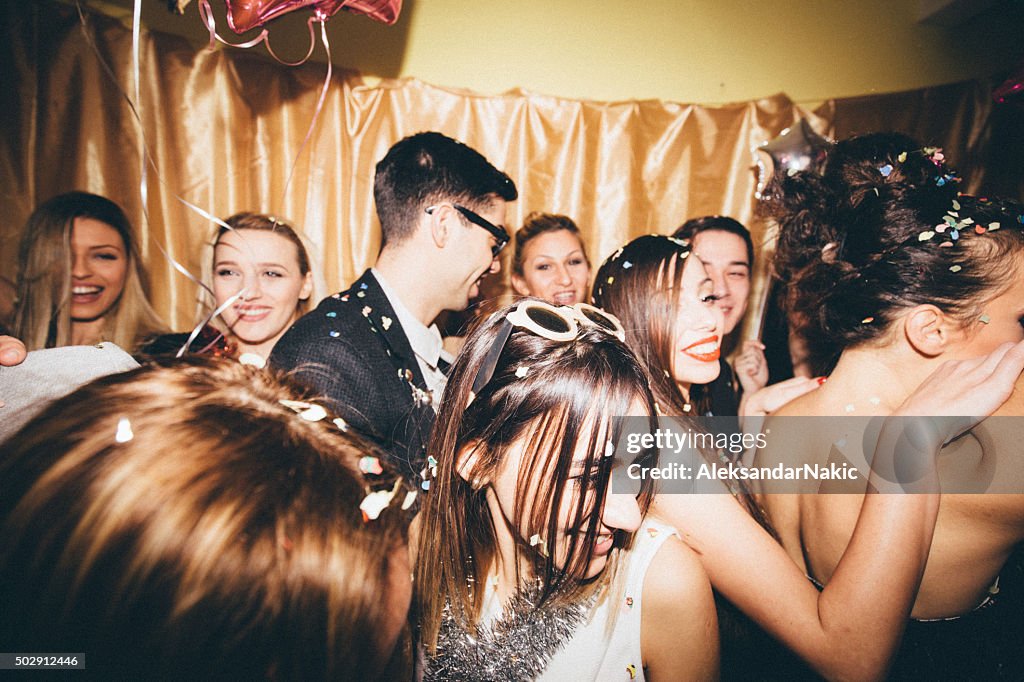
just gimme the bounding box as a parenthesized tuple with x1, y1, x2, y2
(176, 288, 246, 358)
(75, 1, 326, 355)
(280, 18, 332, 208)
(74, 1, 228, 302)
(198, 0, 319, 66)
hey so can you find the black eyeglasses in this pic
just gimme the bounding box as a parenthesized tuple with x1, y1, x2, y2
(471, 300, 626, 396)
(425, 203, 510, 257)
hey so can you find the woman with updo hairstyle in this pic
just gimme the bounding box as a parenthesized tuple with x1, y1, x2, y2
(592, 231, 1024, 679)
(511, 212, 591, 306)
(757, 132, 1024, 678)
(0, 358, 414, 679)
(12, 191, 165, 351)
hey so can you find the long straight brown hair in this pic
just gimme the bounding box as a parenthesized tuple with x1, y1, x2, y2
(416, 302, 659, 653)
(593, 235, 774, 530)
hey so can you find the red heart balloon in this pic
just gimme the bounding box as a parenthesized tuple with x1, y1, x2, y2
(225, 0, 401, 34)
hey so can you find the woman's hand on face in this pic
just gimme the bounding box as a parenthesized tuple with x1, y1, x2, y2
(735, 340, 769, 393)
(0, 336, 27, 366)
(894, 339, 1024, 444)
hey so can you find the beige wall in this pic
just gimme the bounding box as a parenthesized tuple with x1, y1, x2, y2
(87, 0, 1021, 105)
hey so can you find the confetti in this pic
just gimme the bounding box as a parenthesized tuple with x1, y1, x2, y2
(329, 330, 340, 338)
(421, 480, 430, 491)
(357, 290, 366, 298)
(360, 480, 402, 521)
(530, 534, 544, 547)
(975, 225, 987, 235)
(340, 294, 349, 302)
(360, 282, 368, 290)
(605, 440, 615, 458)
(381, 316, 393, 331)
(326, 311, 337, 317)
(918, 231, 935, 241)
(279, 399, 327, 422)
(333, 417, 349, 432)
(952, 199, 961, 211)
(897, 151, 908, 163)
(622, 261, 633, 269)
(626, 664, 638, 680)
(515, 365, 530, 378)
(939, 241, 954, 248)
(950, 229, 960, 240)
(361, 306, 372, 317)
(861, 317, 874, 324)
(401, 490, 418, 510)
(606, 276, 615, 284)
(115, 417, 134, 443)
(980, 314, 991, 324)
(988, 222, 1001, 231)
(647, 527, 660, 538)
(949, 265, 962, 272)
(238, 352, 266, 368)
(625, 596, 634, 608)
(879, 163, 893, 177)
(359, 456, 384, 475)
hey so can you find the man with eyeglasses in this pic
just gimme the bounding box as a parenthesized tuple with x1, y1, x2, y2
(271, 131, 517, 484)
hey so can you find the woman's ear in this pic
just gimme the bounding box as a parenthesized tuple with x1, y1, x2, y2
(298, 271, 313, 302)
(903, 304, 954, 357)
(456, 440, 487, 488)
(510, 273, 530, 297)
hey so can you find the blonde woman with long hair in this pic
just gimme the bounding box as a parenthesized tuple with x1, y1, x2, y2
(12, 191, 164, 351)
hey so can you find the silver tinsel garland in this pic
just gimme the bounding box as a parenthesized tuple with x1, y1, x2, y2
(424, 584, 597, 681)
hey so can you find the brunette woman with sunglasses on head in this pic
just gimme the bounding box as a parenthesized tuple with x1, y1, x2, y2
(417, 299, 718, 681)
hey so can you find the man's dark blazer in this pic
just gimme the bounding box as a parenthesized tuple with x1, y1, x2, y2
(270, 270, 435, 484)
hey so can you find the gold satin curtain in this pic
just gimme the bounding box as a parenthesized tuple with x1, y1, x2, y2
(1, 3, 1019, 335)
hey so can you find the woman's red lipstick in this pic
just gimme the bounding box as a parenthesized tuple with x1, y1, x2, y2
(681, 335, 720, 362)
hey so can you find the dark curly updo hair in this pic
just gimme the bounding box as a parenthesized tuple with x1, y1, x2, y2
(765, 132, 1024, 373)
